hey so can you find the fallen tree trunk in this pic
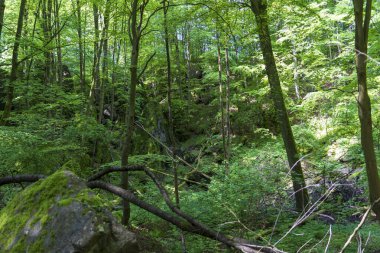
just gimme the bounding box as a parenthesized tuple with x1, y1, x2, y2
(0, 174, 45, 186)
(0, 167, 285, 253)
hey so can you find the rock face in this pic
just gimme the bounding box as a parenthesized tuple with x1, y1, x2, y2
(0, 170, 139, 253)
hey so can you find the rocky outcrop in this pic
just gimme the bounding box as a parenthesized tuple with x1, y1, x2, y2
(0, 170, 138, 253)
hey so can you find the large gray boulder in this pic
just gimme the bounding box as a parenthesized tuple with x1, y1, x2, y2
(0, 170, 139, 253)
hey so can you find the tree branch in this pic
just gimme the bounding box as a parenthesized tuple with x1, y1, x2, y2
(88, 165, 145, 181)
(137, 51, 156, 80)
(87, 165, 284, 253)
(0, 174, 45, 187)
(87, 179, 284, 253)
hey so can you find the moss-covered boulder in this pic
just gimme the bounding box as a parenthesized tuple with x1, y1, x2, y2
(0, 170, 138, 253)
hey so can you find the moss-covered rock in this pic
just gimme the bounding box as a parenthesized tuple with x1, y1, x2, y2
(0, 170, 138, 253)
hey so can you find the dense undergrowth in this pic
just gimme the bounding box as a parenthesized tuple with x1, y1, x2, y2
(2, 85, 380, 252)
(2, 1, 380, 251)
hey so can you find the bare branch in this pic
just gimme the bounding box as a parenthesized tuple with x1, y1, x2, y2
(88, 165, 284, 252)
(137, 51, 156, 80)
(339, 198, 380, 253)
(87, 179, 285, 253)
(88, 165, 145, 181)
(0, 174, 45, 187)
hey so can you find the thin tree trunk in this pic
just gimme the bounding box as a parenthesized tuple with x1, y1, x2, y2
(217, 35, 227, 175)
(41, 0, 50, 86)
(185, 22, 191, 101)
(89, 3, 101, 115)
(98, 0, 110, 123)
(71, 0, 85, 93)
(121, 0, 141, 225)
(163, 0, 179, 207)
(22, 0, 28, 74)
(0, 0, 5, 39)
(25, 0, 42, 107)
(174, 29, 182, 98)
(47, 0, 55, 84)
(292, 41, 300, 100)
(111, 18, 121, 122)
(224, 47, 231, 175)
(74, 0, 85, 93)
(1, 0, 27, 124)
(353, 0, 380, 218)
(54, 0, 62, 86)
(249, 0, 309, 211)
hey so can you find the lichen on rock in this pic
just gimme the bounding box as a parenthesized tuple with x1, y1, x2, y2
(0, 170, 139, 253)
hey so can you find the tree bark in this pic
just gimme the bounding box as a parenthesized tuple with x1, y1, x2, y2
(217, 34, 227, 175)
(163, 0, 180, 208)
(98, 0, 110, 123)
(174, 28, 182, 98)
(249, 0, 309, 211)
(41, 0, 54, 87)
(89, 3, 101, 116)
(0, 174, 45, 186)
(292, 41, 300, 100)
(185, 22, 192, 101)
(24, 0, 42, 108)
(353, 0, 380, 218)
(54, 0, 62, 86)
(225, 47, 231, 175)
(73, 0, 85, 93)
(121, 0, 141, 225)
(1, 0, 27, 124)
(0, 0, 5, 39)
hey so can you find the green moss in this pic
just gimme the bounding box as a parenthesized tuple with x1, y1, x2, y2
(0, 171, 84, 252)
(58, 198, 73, 206)
(0, 170, 116, 252)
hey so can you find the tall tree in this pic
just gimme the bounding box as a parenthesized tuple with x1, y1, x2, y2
(89, 3, 101, 116)
(98, 0, 110, 123)
(216, 33, 227, 175)
(162, 0, 179, 206)
(1, 0, 27, 124)
(224, 47, 231, 174)
(54, 0, 62, 86)
(0, 0, 5, 40)
(41, 0, 54, 86)
(72, 0, 86, 93)
(353, 0, 380, 218)
(249, 0, 309, 211)
(121, 0, 150, 225)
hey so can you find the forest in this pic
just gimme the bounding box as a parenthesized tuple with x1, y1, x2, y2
(0, 0, 380, 252)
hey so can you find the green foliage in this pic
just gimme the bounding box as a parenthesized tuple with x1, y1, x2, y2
(2, 0, 380, 252)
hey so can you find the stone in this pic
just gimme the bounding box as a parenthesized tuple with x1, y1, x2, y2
(0, 170, 139, 253)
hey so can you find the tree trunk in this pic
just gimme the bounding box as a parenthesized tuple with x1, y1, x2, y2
(25, 0, 42, 108)
(353, 0, 380, 218)
(121, 0, 141, 225)
(249, 0, 309, 211)
(185, 22, 191, 101)
(1, 0, 27, 124)
(292, 41, 300, 100)
(54, 0, 62, 86)
(74, 0, 85, 93)
(217, 35, 227, 175)
(0, 0, 5, 39)
(174, 28, 182, 98)
(41, 0, 54, 87)
(225, 47, 231, 175)
(98, 0, 110, 124)
(163, 0, 180, 207)
(111, 18, 122, 122)
(47, 0, 55, 84)
(89, 3, 101, 116)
